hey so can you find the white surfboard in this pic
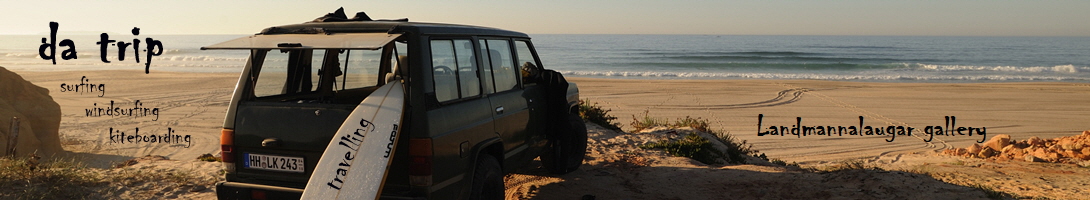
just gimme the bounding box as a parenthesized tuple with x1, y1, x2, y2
(302, 81, 405, 200)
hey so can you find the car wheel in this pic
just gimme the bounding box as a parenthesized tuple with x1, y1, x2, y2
(541, 114, 588, 174)
(469, 154, 504, 200)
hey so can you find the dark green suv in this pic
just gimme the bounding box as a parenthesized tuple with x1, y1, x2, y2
(203, 10, 587, 200)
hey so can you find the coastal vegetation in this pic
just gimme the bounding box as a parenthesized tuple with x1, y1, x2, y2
(628, 110, 758, 164)
(576, 99, 621, 131)
(0, 156, 218, 200)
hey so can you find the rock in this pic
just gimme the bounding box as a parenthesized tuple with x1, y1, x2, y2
(1044, 152, 1060, 161)
(1001, 145, 1015, 153)
(189, 185, 207, 192)
(0, 67, 63, 160)
(1080, 160, 1090, 168)
(978, 147, 998, 158)
(1073, 150, 1090, 160)
(953, 148, 967, 156)
(1082, 148, 1090, 159)
(1049, 145, 1064, 154)
(967, 144, 982, 155)
(1062, 150, 1078, 159)
(1033, 148, 1049, 159)
(1059, 139, 1077, 150)
(1013, 140, 1031, 148)
(1027, 136, 1045, 147)
(1014, 150, 1026, 159)
(1005, 146, 1025, 158)
(983, 134, 1011, 152)
(1025, 155, 1044, 162)
(1083, 130, 1090, 137)
(943, 148, 970, 156)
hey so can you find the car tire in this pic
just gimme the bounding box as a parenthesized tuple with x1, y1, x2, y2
(541, 114, 588, 174)
(469, 154, 504, 200)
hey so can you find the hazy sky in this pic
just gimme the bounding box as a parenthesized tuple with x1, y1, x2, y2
(3, 1, 1089, 36)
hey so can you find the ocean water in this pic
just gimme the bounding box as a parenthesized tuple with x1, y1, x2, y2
(533, 35, 1090, 82)
(2, 34, 1088, 82)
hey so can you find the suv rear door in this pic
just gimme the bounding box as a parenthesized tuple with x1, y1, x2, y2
(231, 49, 366, 187)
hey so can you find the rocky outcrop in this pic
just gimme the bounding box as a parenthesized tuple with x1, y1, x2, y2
(943, 131, 1090, 167)
(0, 67, 63, 159)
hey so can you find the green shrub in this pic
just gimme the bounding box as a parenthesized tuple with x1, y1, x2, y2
(197, 153, 221, 162)
(630, 111, 759, 164)
(0, 156, 218, 199)
(817, 159, 882, 172)
(672, 116, 710, 132)
(639, 134, 726, 165)
(577, 99, 622, 131)
(0, 157, 104, 199)
(712, 132, 757, 164)
(629, 110, 668, 132)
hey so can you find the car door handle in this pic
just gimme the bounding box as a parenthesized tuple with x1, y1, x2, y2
(261, 138, 282, 147)
(495, 106, 504, 114)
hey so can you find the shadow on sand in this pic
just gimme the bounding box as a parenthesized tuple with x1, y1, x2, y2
(506, 159, 999, 200)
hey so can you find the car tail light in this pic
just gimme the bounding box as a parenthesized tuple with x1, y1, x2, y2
(221, 128, 236, 173)
(409, 138, 432, 186)
(251, 189, 266, 200)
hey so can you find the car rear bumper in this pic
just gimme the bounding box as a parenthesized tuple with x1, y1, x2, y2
(215, 181, 425, 200)
(216, 181, 303, 200)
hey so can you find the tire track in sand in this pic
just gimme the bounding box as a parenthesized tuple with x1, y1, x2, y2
(774, 83, 950, 164)
(71, 88, 229, 161)
(648, 88, 811, 110)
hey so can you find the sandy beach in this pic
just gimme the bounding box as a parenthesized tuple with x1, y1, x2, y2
(569, 77, 1090, 164)
(16, 70, 1089, 165)
(8, 69, 1090, 199)
(14, 70, 238, 168)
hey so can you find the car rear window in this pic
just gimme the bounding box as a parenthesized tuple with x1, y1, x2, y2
(251, 48, 384, 99)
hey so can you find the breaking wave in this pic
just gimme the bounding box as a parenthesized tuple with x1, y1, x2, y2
(916, 64, 1084, 73)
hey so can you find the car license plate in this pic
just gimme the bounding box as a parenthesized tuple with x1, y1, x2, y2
(243, 153, 305, 173)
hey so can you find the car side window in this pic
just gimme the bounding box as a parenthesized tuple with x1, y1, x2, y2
(514, 41, 538, 85)
(431, 39, 481, 102)
(481, 39, 518, 92)
(477, 40, 495, 94)
(454, 40, 480, 98)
